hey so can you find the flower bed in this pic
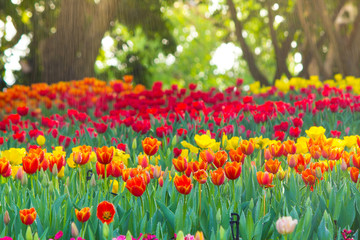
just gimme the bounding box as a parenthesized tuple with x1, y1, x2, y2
(0, 75, 360, 239)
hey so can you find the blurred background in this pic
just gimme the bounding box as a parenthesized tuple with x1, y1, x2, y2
(1, 0, 359, 90)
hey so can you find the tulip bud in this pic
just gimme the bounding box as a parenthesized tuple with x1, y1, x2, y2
(132, 138, 137, 150)
(21, 172, 28, 186)
(25, 226, 33, 240)
(71, 222, 79, 237)
(277, 169, 287, 181)
(315, 167, 322, 179)
(287, 155, 298, 168)
(90, 174, 96, 187)
(276, 216, 298, 235)
(176, 231, 185, 240)
(158, 176, 164, 187)
(195, 232, 204, 240)
(16, 167, 24, 181)
(65, 176, 70, 187)
(41, 174, 49, 188)
(171, 135, 177, 147)
(103, 223, 109, 239)
(4, 210, 10, 225)
(216, 209, 221, 225)
(153, 166, 161, 179)
(52, 164, 58, 176)
(219, 226, 226, 240)
(49, 182, 54, 192)
(264, 149, 272, 160)
(126, 231, 132, 240)
(33, 232, 39, 240)
(341, 159, 348, 171)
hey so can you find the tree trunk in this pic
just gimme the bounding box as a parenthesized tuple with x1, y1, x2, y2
(40, 0, 117, 83)
(226, 0, 270, 86)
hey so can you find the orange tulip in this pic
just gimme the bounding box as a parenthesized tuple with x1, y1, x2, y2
(29, 148, 45, 162)
(38, 158, 49, 171)
(294, 154, 311, 174)
(172, 156, 188, 172)
(240, 139, 255, 155)
(23, 153, 40, 175)
(256, 171, 274, 188)
(350, 167, 359, 183)
(96, 146, 114, 165)
(19, 208, 37, 225)
(0, 157, 10, 176)
(283, 140, 296, 155)
(341, 151, 351, 168)
(214, 151, 228, 168)
(199, 149, 215, 164)
(229, 148, 246, 164)
(122, 168, 130, 181)
(73, 145, 92, 165)
(48, 154, 65, 173)
(224, 161, 242, 180)
(328, 160, 336, 171)
(174, 175, 193, 195)
(126, 175, 147, 197)
(138, 154, 149, 168)
(111, 161, 125, 178)
(308, 144, 321, 160)
(352, 152, 360, 169)
(301, 169, 316, 191)
(142, 137, 161, 156)
(264, 159, 281, 174)
(75, 207, 91, 223)
(287, 154, 298, 168)
(210, 167, 225, 186)
(269, 143, 285, 158)
(193, 169, 208, 184)
(96, 162, 113, 179)
(96, 201, 115, 224)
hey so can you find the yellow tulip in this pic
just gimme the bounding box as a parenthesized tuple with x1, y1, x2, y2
(305, 126, 326, 140)
(194, 134, 216, 149)
(36, 135, 46, 146)
(110, 180, 119, 194)
(343, 136, 358, 148)
(1, 148, 27, 166)
(222, 135, 239, 150)
(181, 141, 199, 154)
(57, 167, 65, 178)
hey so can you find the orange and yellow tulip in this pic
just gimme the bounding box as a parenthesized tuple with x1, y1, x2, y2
(96, 146, 114, 165)
(193, 169, 208, 184)
(22, 153, 40, 175)
(172, 156, 188, 172)
(265, 159, 281, 174)
(75, 207, 91, 223)
(224, 161, 242, 180)
(210, 167, 225, 186)
(256, 171, 274, 188)
(213, 151, 228, 168)
(240, 139, 255, 155)
(142, 137, 161, 156)
(229, 147, 246, 164)
(174, 175, 193, 195)
(19, 208, 37, 225)
(125, 175, 147, 197)
(199, 149, 215, 164)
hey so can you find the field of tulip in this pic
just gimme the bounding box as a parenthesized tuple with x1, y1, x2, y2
(1, 75, 360, 240)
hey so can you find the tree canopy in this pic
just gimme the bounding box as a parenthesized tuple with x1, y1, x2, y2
(1, 0, 360, 89)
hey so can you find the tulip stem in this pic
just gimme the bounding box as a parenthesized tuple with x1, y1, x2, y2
(263, 189, 266, 216)
(183, 195, 186, 226)
(81, 223, 84, 238)
(104, 164, 107, 193)
(140, 196, 145, 216)
(199, 184, 202, 216)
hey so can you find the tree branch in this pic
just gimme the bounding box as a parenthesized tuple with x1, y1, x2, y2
(226, 0, 269, 86)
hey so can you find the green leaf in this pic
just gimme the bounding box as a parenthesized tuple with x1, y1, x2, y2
(156, 200, 175, 232)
